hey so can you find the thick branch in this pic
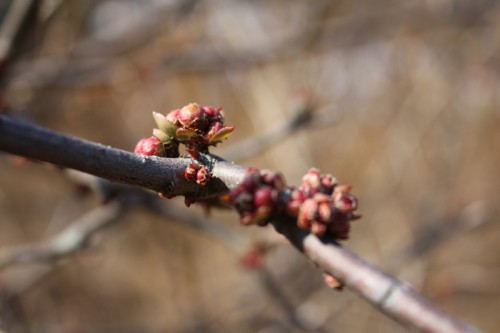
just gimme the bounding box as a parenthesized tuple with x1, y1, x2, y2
(0, 115, 246, 198)
(0, 115, 482, 333)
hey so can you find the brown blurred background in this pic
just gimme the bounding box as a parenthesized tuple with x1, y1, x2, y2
(0, 0, 499, 332)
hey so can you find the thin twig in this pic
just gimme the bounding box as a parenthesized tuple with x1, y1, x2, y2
(0, 200, 123, 270)
(0, 0, 37, 64)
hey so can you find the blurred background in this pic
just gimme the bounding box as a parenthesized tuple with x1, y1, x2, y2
(0, 0, 499, 332)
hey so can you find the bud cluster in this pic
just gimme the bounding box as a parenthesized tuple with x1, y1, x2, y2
(229, 168, 360, 240)
(184, 163, 210, 185)
(134, 102, 235, 159)
(289, 168, 360, 239)
(229, 168, 286, 226)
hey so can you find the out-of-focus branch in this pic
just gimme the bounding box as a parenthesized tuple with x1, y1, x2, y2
(0, 115, 482, 333)
(0, 0, 37, 64)
(257, 267, 330, 333)
(272, 216, 481, 333)
(0, 200, 122, 269)
(221, 105, 313, 161)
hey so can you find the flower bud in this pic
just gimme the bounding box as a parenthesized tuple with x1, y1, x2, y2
(286, 188, 306, 215)
(166, 109, 180, 124)
(318, 202, 332, 222)
(321, 173, 337, 193)
(297, 198, 317, 229)
(202, 105, 223, 118)
(196, 166, 210, 185)
(302, 168, 322, 194)
(261, 170, 286, 192)
(178, 103, 205, 128)
(253, 186, 276, 209)
(333, 185, 357, 213)
(311, 221, 327, 235)
(184, 164, 199, 182)
(134, 136, 164, 156)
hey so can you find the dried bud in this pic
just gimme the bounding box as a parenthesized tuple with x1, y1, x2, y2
(134, 136, 164, 156)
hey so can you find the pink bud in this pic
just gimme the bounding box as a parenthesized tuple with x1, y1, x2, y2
(240, 212, 256, 225)
(240, 172, 260, 192)
(297, 198, 318, 229)
(261, 170, 286, 191)
(302, 168, 322, 193)
(196, 166, 210, 185)
(253, 186, 276, 209)
(318, 202, 332, 222)
(134, 136, 164, 156)
(333, 185, 357, 213)
(311, 221, 327, 235)
(202, 106, 222, 118)
(321, 174, 337, 192)
(184, 163, 200, 181)
(178, 103, 204, 128)
(166, 109, 180, 124)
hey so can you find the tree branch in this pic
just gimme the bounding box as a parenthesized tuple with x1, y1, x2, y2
(273, 215, 481, 333)
(0, 115, 246, 198)
(0, 200, 123, 269)
(0, 114, 482, 333)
